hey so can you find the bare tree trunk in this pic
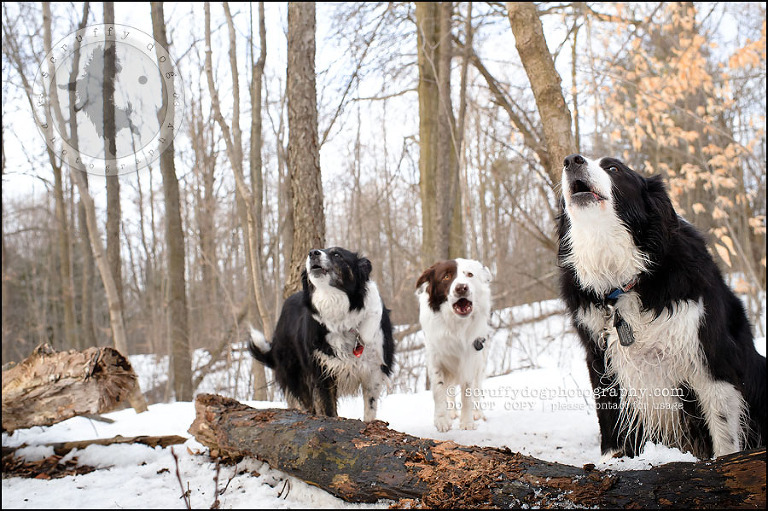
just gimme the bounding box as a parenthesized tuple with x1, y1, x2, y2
(103, 2, 123, 322)
(250, 1, 267, 278)
(78, 183, 97, 348)
(42, 3, 77, 351)
(436, 2, 463, 259)
(416, 2, 463, 264)
(416, 2, 439, 266)
(457, 3, 477, 260)
(284, 1, 325, 297)
(53, 152, 77, 350)
(65, 2, 97, 350)
(506, 2, 576, 185)
(150, 2, 192, 402)
(250, 1, 268, 400)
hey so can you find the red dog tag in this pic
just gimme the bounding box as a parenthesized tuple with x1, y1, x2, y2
(353, 341, 364, 357)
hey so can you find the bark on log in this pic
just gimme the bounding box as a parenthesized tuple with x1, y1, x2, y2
(189, 393, 766, 509)
(2, 343, 141, 432)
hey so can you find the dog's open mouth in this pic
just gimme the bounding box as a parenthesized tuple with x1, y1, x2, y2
(310, 263, 328, 275)
(453, 298, 473, 316)
(570, 179, 605, 203)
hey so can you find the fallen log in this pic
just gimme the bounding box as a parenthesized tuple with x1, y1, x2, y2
(1, 434, 188, 460)
(2, 343, 141, 432)
(189, 393, 766, 509)
(45, 434, 188, 456)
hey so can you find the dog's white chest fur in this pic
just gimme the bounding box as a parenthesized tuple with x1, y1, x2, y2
(562, 205, 648, 296)
(578, 295, 746, 456)
(311, 281, 387, 395)
(419, 300, 488, 383)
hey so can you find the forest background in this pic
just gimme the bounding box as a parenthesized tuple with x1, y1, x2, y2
(2, 2, 765, 405)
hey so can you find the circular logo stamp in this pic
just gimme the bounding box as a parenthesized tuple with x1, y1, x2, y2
(33, 24, 185, 176)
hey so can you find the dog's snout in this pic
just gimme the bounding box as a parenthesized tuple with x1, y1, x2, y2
(309, 249, 322, 258)
(455, 283, 469, 296)
(564, 154, 586, 172)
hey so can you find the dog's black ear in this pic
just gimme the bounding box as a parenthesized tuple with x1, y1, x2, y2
(643, 175, 678, 258)
(357, 257, 373, 280)
(301, 268, 310, 293)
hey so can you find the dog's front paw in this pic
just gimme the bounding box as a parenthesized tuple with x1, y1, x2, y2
(473, 409, 486, 421)
(434, 414, 452, 432)
(459, 420, 478, 430)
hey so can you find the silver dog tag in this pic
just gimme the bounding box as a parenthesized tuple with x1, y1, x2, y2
(614, 311, 635, 347)
(597, 303, 615, 349)
(597, 329, 609, 350)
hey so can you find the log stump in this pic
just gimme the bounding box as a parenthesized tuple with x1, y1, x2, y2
(2, 343, 141, 432)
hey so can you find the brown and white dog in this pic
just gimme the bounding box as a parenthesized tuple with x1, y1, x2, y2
(416, 258, 492, 431)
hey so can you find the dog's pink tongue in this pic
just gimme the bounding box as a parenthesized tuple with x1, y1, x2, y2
(353, 341, 364, 357)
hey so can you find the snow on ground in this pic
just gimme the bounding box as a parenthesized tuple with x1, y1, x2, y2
(3, 299, 765, 509)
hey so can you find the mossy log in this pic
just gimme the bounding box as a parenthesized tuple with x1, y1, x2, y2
(189, 393, 766, 508)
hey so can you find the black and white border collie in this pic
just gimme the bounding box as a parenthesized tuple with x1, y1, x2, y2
(416, 258, 492, 431)
(249, 247, 395, 421)
(557, 154, 766, 460)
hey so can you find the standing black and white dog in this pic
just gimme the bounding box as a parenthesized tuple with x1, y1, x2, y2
(249, 247, 395, 421)
(416, 259, 492, 431)
(558, 154, 766, 460)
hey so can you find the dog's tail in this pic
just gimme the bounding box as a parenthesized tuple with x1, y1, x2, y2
(247, 326, 274, 368)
